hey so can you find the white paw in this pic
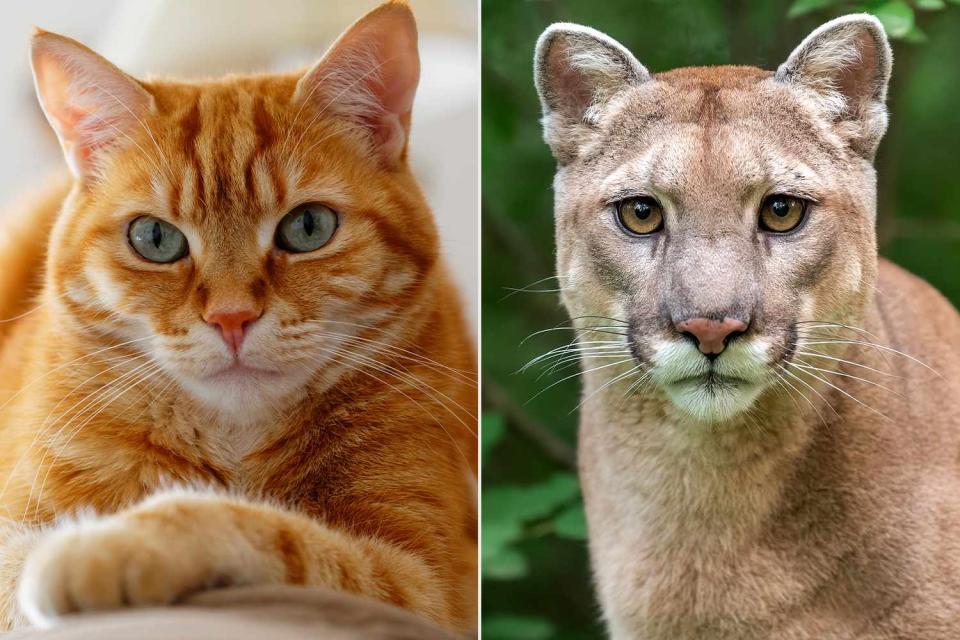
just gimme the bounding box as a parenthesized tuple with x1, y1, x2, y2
(16, 503, 261, 627)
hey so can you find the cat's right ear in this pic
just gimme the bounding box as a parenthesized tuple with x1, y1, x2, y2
(31, 29, 155, 179)
(534, 24, 649, 164)
(294, 2, 419, 167)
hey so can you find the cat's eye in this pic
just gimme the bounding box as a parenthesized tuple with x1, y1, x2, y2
(128, 216, 188, 263)
(616, 197, 664, 236)
(759, 195, 808, 233)
(275, 203, 339, 253)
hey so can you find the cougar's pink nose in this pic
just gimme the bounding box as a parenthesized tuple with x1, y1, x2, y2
(674, 317, 748, 356)
(204, 308, 261, 353)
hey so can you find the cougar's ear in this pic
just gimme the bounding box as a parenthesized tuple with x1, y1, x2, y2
(294, 2, 419, 167)
(534, 24, 649, 164)
(31, 29, 156, 179)
(776, 14, 892, 159)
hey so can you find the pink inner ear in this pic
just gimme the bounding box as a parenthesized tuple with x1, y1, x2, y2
(375, 26, 419, 117)
(837, 32, 880, 114)
(31, 32, 154, 177)
(545, 39, 597, 121)
(295, 3, 420, 164)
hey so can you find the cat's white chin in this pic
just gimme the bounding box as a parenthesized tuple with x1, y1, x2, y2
(663, 376, 764, 423)
(180, 364, 310, 424)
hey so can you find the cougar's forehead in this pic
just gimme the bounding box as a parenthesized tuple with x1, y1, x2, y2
(574, 66, 848, 204)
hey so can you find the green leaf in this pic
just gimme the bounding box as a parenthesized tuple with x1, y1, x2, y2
(481, 412, 506, 460)
(787, 0, 835, 17)
(483, 615, 555, 640)
(482, 547, 529, 580)
(914, 0, 945, 9)
(871, 0, 915, 38)
(902, 25, 929, 43)
(482, 473, 581, 526)
(482, 518, 524, 560)
(553, 503, 589, 540)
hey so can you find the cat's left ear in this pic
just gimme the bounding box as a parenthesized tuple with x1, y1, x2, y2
(775, 14, 892, 158)
(30, 29, 156, 179)
(294, 2, 419, 167)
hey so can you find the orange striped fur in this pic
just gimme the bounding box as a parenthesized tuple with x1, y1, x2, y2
(0, 2, 476, 631)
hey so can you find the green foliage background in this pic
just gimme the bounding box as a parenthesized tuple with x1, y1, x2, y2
(481, 1, 960, 638)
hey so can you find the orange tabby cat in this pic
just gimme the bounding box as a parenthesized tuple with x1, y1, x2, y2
(0, 1, 476, 631)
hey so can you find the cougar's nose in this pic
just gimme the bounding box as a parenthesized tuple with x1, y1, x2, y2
(674, 317, 749, 358)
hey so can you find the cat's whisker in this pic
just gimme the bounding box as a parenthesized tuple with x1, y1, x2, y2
(0, 351, 154, 504)
(298, 319, 476, 379)
(29, 362, 167, 522)
(297, 328, 476, 391)
(299, 349, 473, 468)
(297, 345, 477, 437)
(0, 335, 156, 417)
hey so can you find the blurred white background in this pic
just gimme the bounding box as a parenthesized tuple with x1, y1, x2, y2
(0, 0, 478, 325)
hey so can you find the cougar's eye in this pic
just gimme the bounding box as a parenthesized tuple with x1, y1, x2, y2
(759, 195, 808, 233)
(616, 197, 664, 236)
(128, 216, 188, 263)
(275, 203, 339, 253)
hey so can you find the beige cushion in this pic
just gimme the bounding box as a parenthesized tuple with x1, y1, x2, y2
(8, 586, 464, 640)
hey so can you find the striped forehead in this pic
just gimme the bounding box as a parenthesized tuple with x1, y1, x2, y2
(154, 85, 292, 226)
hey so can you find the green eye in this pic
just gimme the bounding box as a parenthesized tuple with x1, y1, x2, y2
(128, 216, 188, 263)
(275, 203, 338, 253)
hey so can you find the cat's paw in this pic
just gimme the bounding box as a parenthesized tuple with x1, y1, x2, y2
(16, 495, 275, 627)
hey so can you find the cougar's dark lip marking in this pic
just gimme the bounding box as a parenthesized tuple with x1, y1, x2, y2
(671, 372, 749, 387)
(770, 323, 799, 366)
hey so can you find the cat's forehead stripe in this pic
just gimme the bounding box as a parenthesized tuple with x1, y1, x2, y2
(170, 88, 287, 221)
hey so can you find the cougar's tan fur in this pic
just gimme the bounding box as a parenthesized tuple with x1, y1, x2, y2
(535, 14, 960, 639)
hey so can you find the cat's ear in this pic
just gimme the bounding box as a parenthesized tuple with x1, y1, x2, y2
(30, 29, 155, 179)
(534, 24, 649, 164)
(294, 2, 419, 167)
(776, 14, 892, 158)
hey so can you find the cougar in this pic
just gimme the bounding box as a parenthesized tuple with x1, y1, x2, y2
(533, 14, 960, 639)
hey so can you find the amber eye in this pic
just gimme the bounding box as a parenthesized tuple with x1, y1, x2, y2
(616, 197, 664, 236)
(759, 195, 808, 233)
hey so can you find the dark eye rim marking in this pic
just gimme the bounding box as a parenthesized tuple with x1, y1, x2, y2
(758, 194, 811, 235)
(274, 202, 341, 254)
(613, 196, 665, 237)
(126, 215, 189, 264)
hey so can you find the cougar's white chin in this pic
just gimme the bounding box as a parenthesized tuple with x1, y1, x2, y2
(652, 337, 771, 422)
(663, 376, 764, 422)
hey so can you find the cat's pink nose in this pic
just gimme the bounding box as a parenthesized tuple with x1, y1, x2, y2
(204, 308, 261, 353)
(674, 317, 748, 356)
